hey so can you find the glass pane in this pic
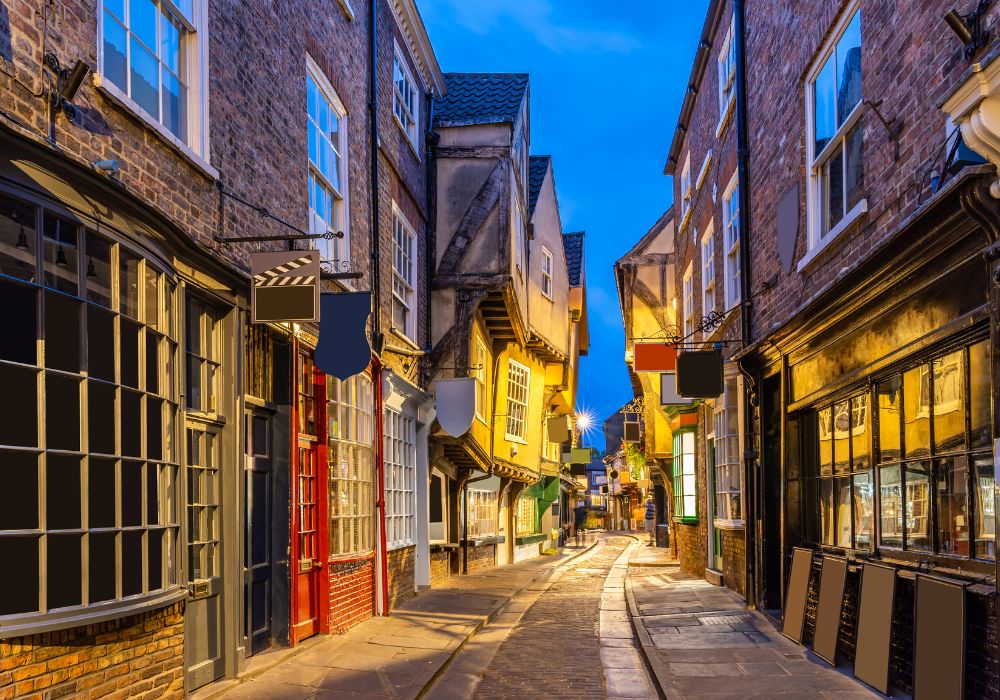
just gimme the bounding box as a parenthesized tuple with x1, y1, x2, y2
(877, 378, 901, 462)
(47, 534, 81, 609)
(186, 299, 201, 353)
(0, 452, 38, 529)
(0, 537, 39, 614)
(161, 67, 186, 140)
(905, 461, 931, 551)
(121, 318, 140, 389)
(0, 195, 38, 282)
(880, 465, 903, 547)
(147, 397, 163, 460)
(0, 278, 37, 364)
(813, 56, 836, 154)
(89, 459, 116, 528)
(45, 291, 81, 372)
(820, 478, 834, 545)
(89, 532, 116, 603)
(120, 250, 140, 318)
(85, 231, 113, 307)
(936, 456, 970, 556)
(904, 366, 930, 459)
(824, 145, 844, 234)
(130, 0, 158, 49)
(144, 266, 159, 329)
(851, 394, 869, 471)
(970, 341, 992, 449)
(818, 407, 833, 476)
(42, 214, 79, 295)
(0, 363, 37, 446)
(146, 333, 159, 394)
(148, 528, 163, 590)
(853, 471, 873, 549)
(160, 10, 180, 72)
(46, 373, 80, 451)
(87, 304, 116, 382)
(121, 389, 142, 457)
(147, 464, 160, 525)
(833, 401, 850, 474)
(836, 11, 862, 126)
(835, 476, 852, 547)
(933, 351, 965, 453)
(121, 460, 142, 527)
(46, 455, 81, 530)
(122, 530, 143, 596)
(89, 380, 116, 455)
(844, 122, 864, 212)
(974, 456, 996, 560)
(103, 11, 128, 90)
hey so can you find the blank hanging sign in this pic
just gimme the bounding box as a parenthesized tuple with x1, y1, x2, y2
(812, 555, 848, 665)
(781, 547, 812, 644)
(914, 574, 966, 700)
(853, 562, 896, 694)
(634, 343, 677, 371)
(676, 349, 724, 398)
(659, 371, 694, 406)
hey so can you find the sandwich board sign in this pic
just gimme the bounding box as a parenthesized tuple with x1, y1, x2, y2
(251, 250, 320, 323)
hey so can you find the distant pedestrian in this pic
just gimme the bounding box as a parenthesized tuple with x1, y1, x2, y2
(644, 498, 656, 546)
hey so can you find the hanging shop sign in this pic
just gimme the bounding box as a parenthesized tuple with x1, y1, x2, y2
(547, 415, 571, 443)
(314, 292, 372, 379)
(251, 250, 320, 323)
(623, 420, 641, 443)
(563, 447, 595, 465)
(433, 377, 477, 437)
(634, 342, 677, 371)
(676, 349, 724, 398)
(659, 371, 695, 405)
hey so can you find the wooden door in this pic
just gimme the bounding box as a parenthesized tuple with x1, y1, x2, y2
(244, 410, 274, 655)
(292, 443, 322, 641)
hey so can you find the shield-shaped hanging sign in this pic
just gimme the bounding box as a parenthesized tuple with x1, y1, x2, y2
(315, 292, 372, 380)
(433, 378, 476, 437)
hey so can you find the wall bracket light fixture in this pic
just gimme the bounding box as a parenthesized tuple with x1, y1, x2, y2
(945, 1, 992, 59)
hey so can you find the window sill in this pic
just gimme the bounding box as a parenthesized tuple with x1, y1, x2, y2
(715, 95, 735, 140)
(672, 516, 699, 525)
(336, 0, 355, 20)
(387, 540, 416, 551)
(505, 435, 528, 445)
(0, 586, 186, 640)
(713, 518, 744, 530)
(678, 207, 693, 234)
(796, 199, 868, 273)
(429, 542, 460, 552)
(393, 113, 422, 161)
(93, 74, 218, 182)
(462, 535, 505, 547)
(516, 533, 547, 545)
(390, 326, 420, 350)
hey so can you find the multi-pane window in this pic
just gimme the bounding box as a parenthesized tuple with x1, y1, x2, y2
(680, 155, 692, 222)
(185, 297, 220, 415)
(718, 18, 736, 114)
(673, 430, 697, 519)
(541, 247, 553, 299)
(876, 341, 993, 559)
(474, 339, 489, 422)
(186, 426, 218, 581)
(467, 489, 497, 538)
(701, 226, 715, 316)
(714, 377, 741, 521)
(723, 176, 741, 310)
(101, 0, 195, 142)
(807, 6, 863, 245)
(505, 359, 530, 441)
(393, 46, 419, 145)
(682, 264, 694, 337)
(307, 61, 348, 263)
(0, 194, 180, 621)
(296, 353, 317, 436)
(516, 495, 537, 536)
(327, 374, 375, 555)
(813, 394, 872, 549)
(384, 407, 416, 549)
(392, 208, 416, 340)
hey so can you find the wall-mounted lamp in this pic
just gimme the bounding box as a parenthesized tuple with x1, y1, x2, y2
(43, 52, 91, 123)
(944, 2, 992, 59)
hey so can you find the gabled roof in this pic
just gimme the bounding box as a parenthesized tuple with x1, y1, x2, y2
(562, 231, 585, 286)
(527, 155, 550, 216)
(434, 73, 529, 128)
(616, 207, 674, 264)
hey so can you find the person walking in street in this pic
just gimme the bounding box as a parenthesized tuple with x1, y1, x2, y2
(644, 498, 656, 546)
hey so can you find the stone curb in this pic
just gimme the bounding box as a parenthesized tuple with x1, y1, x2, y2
(624, 554, 682, 700)
(413, 537, 604, 699)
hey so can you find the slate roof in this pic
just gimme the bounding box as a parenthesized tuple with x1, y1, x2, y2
(527, 155, 550, 216)
(562, 231, 585, 286)
(434, 73, 529, 128)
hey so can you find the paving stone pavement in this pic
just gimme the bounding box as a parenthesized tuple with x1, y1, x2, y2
(627, 557, 880, 699)
(201, 542, 598, 700)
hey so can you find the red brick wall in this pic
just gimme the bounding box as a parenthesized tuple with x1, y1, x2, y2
(467, 543, 496, 573)
(719, 526, 745, 597)
(328, 554, 376, 634)
(387, 545, 416, 609)
(0, 602, 184, 700)
(430, 550, 451, 586)
(674, 521, 705, 579)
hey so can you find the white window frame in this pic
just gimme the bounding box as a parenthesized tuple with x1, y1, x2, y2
(392, 42, 419, 148)
(96, 0, 212, 170)
(384, 406, 416, 549)
(540, 246, 553, 300)
(713, 375, 743, 526)
(307, 56, 351, 265)
(701, 222, 715, 317)
(391, 204, 417, 341)
(505, 359, 530, 443)
(722, 174, 741, 310)
(802, 2, 865, 265)
(679, 153, 693, 229)
(474, 338, 489, 423)
(682, 263, 694, 338)
(716, 17, 736, 137)
(466, 488, 497, 538)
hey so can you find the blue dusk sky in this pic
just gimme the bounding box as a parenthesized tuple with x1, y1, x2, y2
(421, 1, 709, 451)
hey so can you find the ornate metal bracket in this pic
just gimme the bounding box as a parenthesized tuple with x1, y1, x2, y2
(621, 396, 645, 416)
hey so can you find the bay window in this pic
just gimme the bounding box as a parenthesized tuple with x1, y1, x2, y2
(805, 5, 864, 252)
(327, 374, 375, 556)
(384, 407, 416, 549)
(713, 377, 741, 522)
(813, 395, 872, 549)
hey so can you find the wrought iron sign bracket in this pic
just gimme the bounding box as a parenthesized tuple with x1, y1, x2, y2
(214, 181, 344, 246)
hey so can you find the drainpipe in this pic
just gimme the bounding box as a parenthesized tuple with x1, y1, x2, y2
(733, 0, 758, 609)
(369, 0, 384, 356)
(425, 93, 437, 380)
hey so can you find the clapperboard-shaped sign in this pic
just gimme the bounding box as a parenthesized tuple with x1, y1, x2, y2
(251, 251, 320, 323)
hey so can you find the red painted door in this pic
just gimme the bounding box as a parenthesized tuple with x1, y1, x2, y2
(291, 350, 325, 643)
